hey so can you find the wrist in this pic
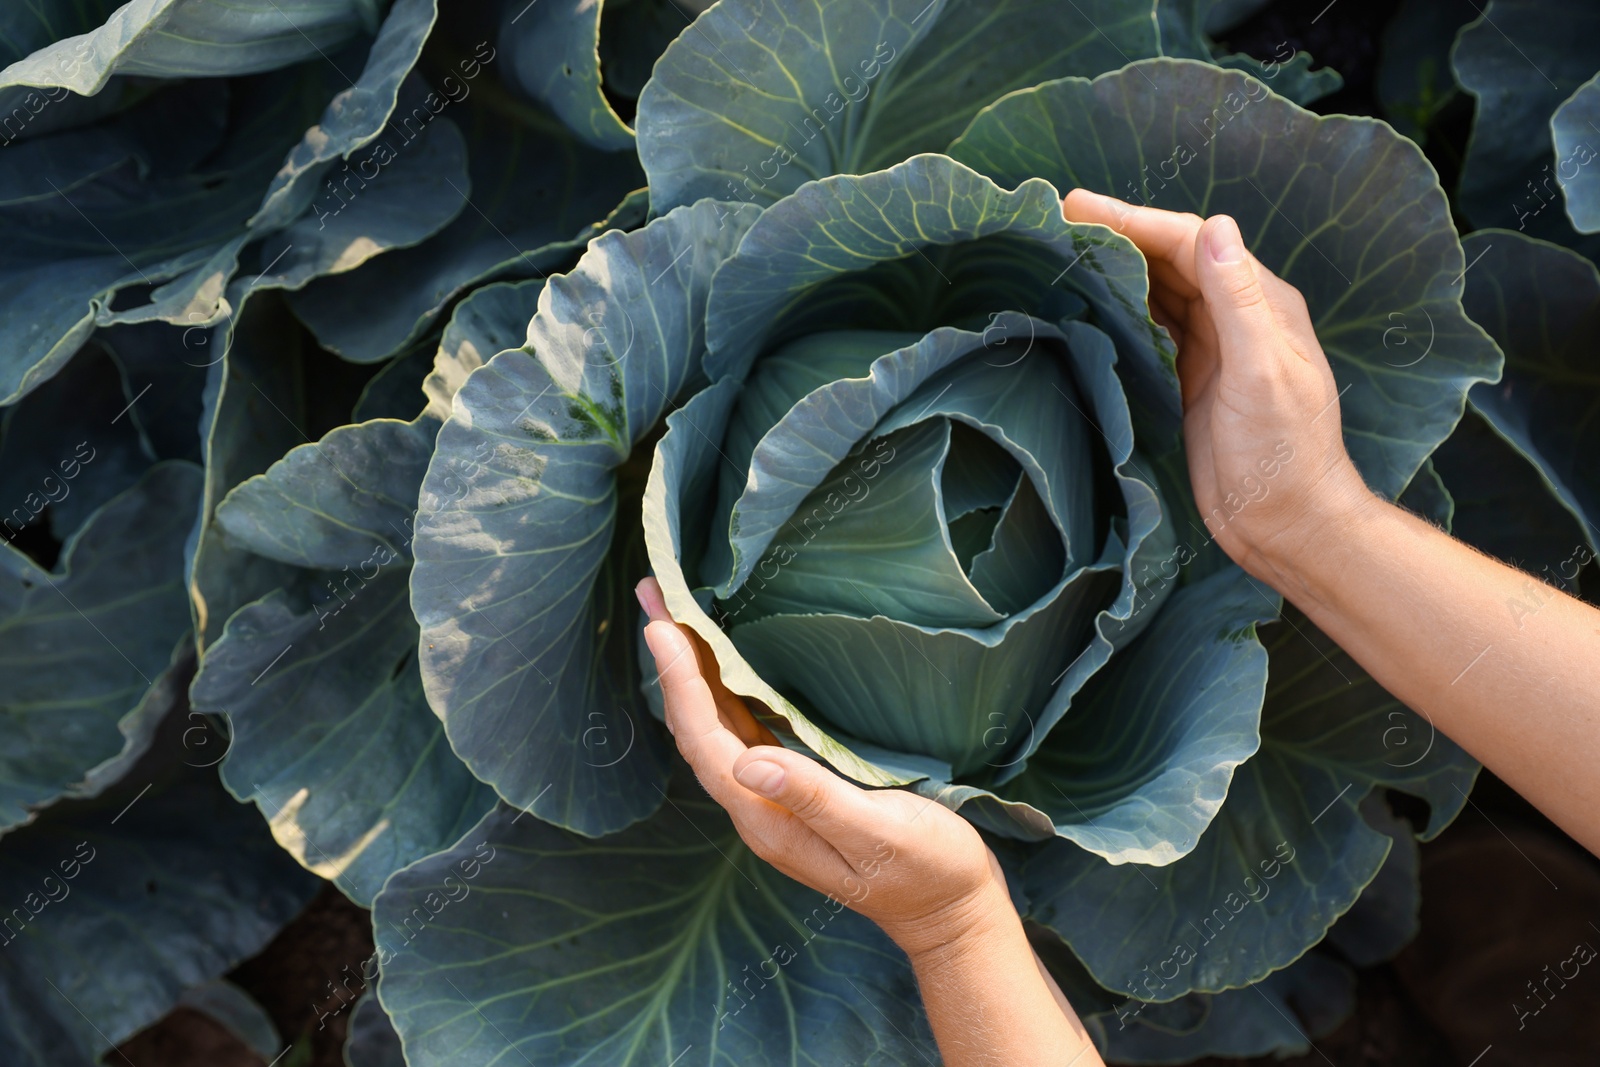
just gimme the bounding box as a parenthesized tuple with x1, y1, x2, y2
(886, 876, 1020, 968)
(1246, 461, 1383, 602)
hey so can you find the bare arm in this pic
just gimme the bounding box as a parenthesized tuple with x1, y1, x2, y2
(1063, 189, 1600, 856)
(636, 578, 1103, 1067)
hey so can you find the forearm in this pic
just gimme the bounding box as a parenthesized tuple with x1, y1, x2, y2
(1261, 492, 1600, 853)
(895, 884, 1103, 1067)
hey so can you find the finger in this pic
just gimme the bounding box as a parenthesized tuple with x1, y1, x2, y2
(731, 745, 898, 859)
(685, 627, 782, 748)
(642, 618, 749, 799)
(1192, 215, 1291, 377)
(1063, 190, 1203, 295)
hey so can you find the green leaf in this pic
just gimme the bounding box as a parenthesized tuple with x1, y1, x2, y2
(424, 277, 545, 422)
(0, 0, 378, 95)
(702, 154, 1178, 447)
(0, 463, 201, 833)
(1093, 951, 1354, 1063)
(189, 298, 320, 653)
(372, 778, 935, 1067)
(1553, 72, 1600, 234)
(0, 343, 153, 541)
(950, 57, 1504, 500)
(343, 990, 403, 1067)
(1323, 795, 1420, 967)
(1433, 408, 1590, 587)
(215, 419, 432, 570)
(734, 419, 1007, 627)
(412, 200, 758, 833)
(1156, 0, 1341, 107)
(192, 571, 496, 905)
(193, 279, 529, 904)
(287, 64, 648, 362)
(646, 379, 938, 786)
(1451, 0, 1600, 253)
(1458, 230, 1600, 552)
(1023, 606, 1478, 998)
(499, 0, 680, 151)
(637, 0, 1161, 211)
(949, 565, 1274, 862)
(0, 762, 320, 1064)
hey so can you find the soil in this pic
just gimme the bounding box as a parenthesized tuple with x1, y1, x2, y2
(110, 1, 1600, 1064)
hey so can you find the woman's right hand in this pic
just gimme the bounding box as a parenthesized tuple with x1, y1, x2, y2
(1061, 190, 1375, 589)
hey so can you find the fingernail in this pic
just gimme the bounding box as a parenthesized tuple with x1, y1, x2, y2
(1207, 216, 1244, 264)
(635, 578, 662, 619)
(736, 760, 785, 797)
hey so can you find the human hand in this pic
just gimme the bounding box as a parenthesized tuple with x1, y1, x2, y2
(635, 577, 1013, 960)
(1061, 190, 1376, 586)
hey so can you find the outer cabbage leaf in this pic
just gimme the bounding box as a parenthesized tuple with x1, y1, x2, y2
(0, 761, 319, 1065)
(1553, 72, 1600, 234)
(1450, 0, 1600, 253)
(637, 0, 1162, 212)
(500, 0, 681, 151)
(1433, 408, 1591, 589)
(1094, 951, 1353, 1063)
(0, 344, 153, 541)
(1023, 607, 1478, 999)
(412, 200, 757, 834)
(189, 298, 328, 653)
(344, 991, 404, 1067)
(1156, 0, 1341, 106)
(1458, 230, 1600, 552)
(172, 980, 282, 1064)
(950, 58, 1504, 500)
(0, 462, 200, 833)
(0, 0, 380, 96)
(287, 7, 649, 363)
(0, 0, 464, 405)
(188, 285, 526, 904)
(372, 777, 936, 1067)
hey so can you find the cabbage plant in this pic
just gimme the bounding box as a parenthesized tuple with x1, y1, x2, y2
(372, 18, 1497, 1060)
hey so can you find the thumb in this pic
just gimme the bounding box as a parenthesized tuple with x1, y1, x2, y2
(732, 746, 886, 854)
(1194, 215, 1283, 368)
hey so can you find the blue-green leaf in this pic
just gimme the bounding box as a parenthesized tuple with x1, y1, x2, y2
(0, 462, 200, 833)
(1094, 951, 1354, 1063)
(1156, 0, 1341, 107)
(499, 0, 680, 151)
(947, 565, 1274, 862)
(1451, 0, 1600, 253)
(372, 779, 935, 1067)
(412, 200, 758, 833)
(949, 57, 1504, 500)
(191, 572, 496, 905)
(0, 763, 319, 1065)
(216, 419, 431, 570)
(287, 63, 648, 362)
(637, 0, 1161, 211)
(645, 379, 939, 786)
(1458, 230, 1600, 552)
(344, 990, 403, 1067)
(0, 0, 379, 94)
(1433, 408, 1589, 588)
(1023, 606, 1478, 998)
(1553, 72, 1600, 234)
